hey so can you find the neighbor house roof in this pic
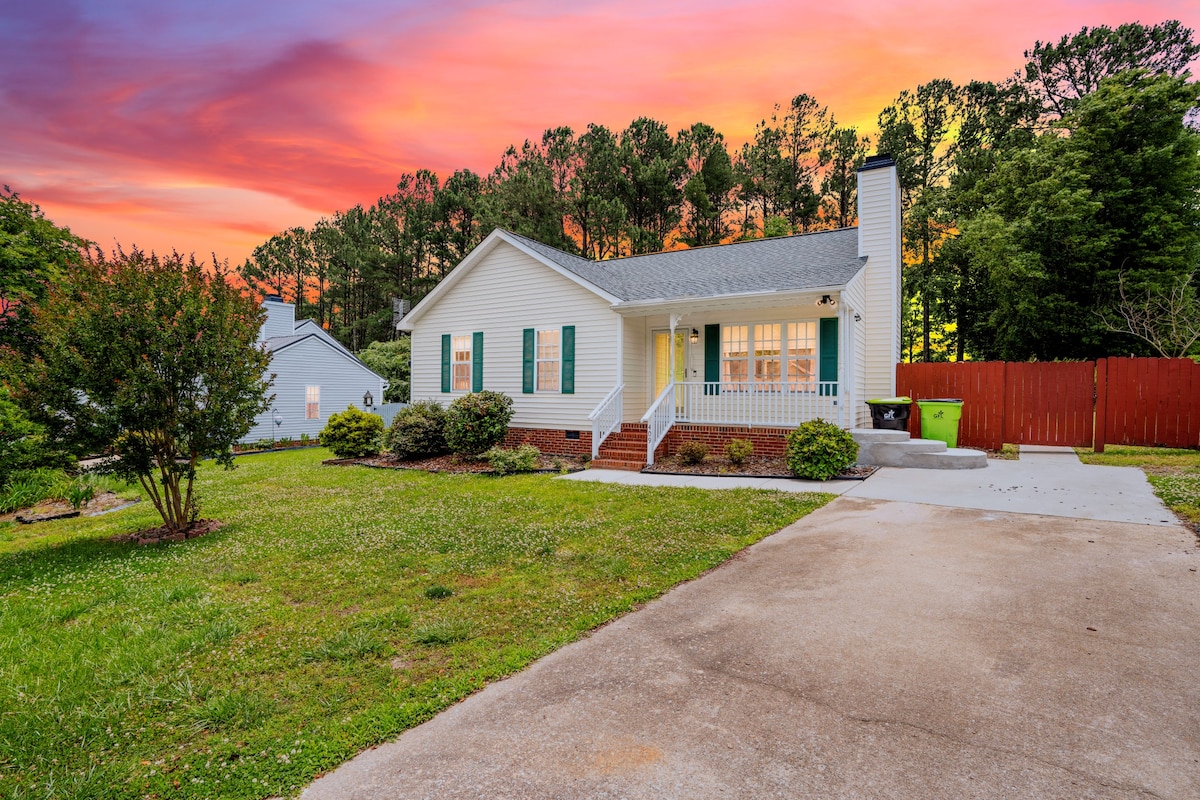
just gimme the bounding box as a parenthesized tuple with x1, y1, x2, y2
(504, 228, 866, 303)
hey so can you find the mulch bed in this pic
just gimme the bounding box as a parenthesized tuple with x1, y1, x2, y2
(327, 453, 589, 475)
(111, 519, 224, 546)
(0, 491, 141, 525)
(644, 454, 877, 480)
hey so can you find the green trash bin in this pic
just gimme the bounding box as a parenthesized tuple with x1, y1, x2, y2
(916, 398, 964, 448)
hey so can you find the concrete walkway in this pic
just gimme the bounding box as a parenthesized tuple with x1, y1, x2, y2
(303, 448, 1198, 799)
(563, 446, 1172, 526)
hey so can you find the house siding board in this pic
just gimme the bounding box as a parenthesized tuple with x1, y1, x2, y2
(411, 242, 618, 430)
(245, 338, 386, 443)
(621, 316, 648, 420)
(842, 269, 870, 427)
(856, 165, 901, 400)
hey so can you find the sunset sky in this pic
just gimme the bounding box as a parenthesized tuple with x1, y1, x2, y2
(3, 0, 1198, 263)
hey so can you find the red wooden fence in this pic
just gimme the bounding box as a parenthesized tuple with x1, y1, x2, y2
(896, 358, 1200, 451)
(1099, 357, 1200, 450)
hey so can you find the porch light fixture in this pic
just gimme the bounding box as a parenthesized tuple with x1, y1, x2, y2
(689, 328, 699, 344)
(363, 390, 374, 409)
(816, 294, 836, 307)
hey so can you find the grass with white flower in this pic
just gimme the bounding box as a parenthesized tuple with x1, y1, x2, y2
(0, 447, 830, 799)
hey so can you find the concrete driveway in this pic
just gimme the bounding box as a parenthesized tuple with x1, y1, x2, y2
(304, 457, 1200, 799)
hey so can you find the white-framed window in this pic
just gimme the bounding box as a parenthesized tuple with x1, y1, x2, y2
(721, 322, 818, 391)
(305, 386, 320, 419)
(452, 335, 472, 392)
(536, 329, 560, 392)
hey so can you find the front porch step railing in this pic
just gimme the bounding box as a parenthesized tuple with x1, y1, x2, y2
(587, 384, 625, 459)
(640, 383, 676, 466)
(673, 381, 843, 428)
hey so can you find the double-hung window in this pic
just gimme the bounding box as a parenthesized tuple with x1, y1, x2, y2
(535, 330, 561, 392)
(720, 322, 819, 391)
(452, 335, 472, 391)
(305, 386, 320, 419)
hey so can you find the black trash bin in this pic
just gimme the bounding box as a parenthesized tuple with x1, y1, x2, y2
(866, 397, 913, 431)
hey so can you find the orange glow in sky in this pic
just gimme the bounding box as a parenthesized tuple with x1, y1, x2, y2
(2, 0, 1197, 262)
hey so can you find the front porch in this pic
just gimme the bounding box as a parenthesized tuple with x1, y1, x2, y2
(588, 293, 863, 468)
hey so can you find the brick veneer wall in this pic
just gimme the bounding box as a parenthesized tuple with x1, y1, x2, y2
(503, 427, 593, 456)
(661, 425, 792, 457)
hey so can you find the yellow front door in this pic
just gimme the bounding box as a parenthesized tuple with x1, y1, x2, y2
(653, 330, 687, 414)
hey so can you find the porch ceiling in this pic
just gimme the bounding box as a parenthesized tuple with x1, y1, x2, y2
(611, 287, 847, 317)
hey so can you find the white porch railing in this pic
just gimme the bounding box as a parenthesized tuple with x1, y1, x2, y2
(587, 384, 625, 459)
(640, 384, 676, 466)
(674, 381, 843, 428)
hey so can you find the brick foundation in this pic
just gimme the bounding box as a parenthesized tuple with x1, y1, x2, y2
(661, 425, 792, 458)
(503, 426, 593, 456)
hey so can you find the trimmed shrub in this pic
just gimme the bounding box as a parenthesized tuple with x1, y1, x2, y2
(485, 444, 540, 475)
(726, 438, 754, 466)
(785, 418, 858, 481)
(444, 391, 514, 456)
(319, 405, 385, 458)
(386, 401, 448, 459)
(677, 440, 709, 465)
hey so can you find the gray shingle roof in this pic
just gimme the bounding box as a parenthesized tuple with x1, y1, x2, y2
(505, 228, 866, 303)
(262, 334, 309, 352)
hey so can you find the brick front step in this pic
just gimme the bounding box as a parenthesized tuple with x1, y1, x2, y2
(590, 459, 646, 471)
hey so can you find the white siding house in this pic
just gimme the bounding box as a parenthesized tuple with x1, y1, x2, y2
(398, 155, 902, 466)
(243, 299, 388, 443)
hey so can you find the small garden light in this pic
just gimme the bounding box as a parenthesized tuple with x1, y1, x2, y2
(363, 390, 374, 409)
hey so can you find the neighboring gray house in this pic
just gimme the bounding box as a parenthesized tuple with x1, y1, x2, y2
(243, 297, 388, 443)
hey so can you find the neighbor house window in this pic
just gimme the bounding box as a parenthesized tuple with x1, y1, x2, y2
(452, 335, 472, 391)
(305, 386, 320, 419)
(722, 322, 819, 390)
(536, 329, 560, 392)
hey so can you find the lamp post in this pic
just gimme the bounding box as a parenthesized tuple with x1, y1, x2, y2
(363, 390, 374, 410)
(272, 411, 282, 449)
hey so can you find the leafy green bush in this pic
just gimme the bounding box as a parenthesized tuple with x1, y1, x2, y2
(677, 440, 709, 465)
(0, 388, 72, 486)
(785, 419, 858, 480)
(319, 405, 385, 458)
(485, 444, 540, 475)
(726, 438, 754, 466)
(385, 400, 448, 459)
(0, 468, 74, 514)
(444, 391, 514, 456)
(358, 338, 411, 404)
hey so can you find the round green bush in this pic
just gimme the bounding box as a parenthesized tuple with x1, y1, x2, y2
(319, 405, 385, 458)
(725, 438, 754, 466)
(444, 390, 514, 456)
(676, 440, 709, 465)
(785, 419, 858, 480)
(386, 400, 448, 460)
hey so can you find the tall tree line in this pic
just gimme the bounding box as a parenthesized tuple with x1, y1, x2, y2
(241, 19, 1199, 363)
(240, 109, 869, 349)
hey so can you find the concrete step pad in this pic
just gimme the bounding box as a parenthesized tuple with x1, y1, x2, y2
(851, 428, 912, 444)
(901, 448, 988, 470)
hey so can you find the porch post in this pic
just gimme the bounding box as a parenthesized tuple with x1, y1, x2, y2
(837, 303, 847, 428)
(668, 313, 681, 386)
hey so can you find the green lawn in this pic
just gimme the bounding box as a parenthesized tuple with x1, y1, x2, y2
(1076, 445, 1200, 528)
(0, 448, 830, 799)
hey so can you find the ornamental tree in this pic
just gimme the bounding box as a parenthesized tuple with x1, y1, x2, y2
(12, 247, 271, 534)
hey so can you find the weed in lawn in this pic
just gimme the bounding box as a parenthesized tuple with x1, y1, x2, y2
(412, 619, 475, 645)
(219, 569, 260, 585)
(190, 690, 272, 731)
(424, 584, 453, 599)
(303, 628, 389, 662)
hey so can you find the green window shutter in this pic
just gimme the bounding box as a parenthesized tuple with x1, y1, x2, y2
(441, 334, 451, 393)
(704, 324, 720, 395)
(561, 325, 575, 394)
(522, 328, 535, 394)
(819, 317, 838, 396)
(472, 331, 484, 392)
